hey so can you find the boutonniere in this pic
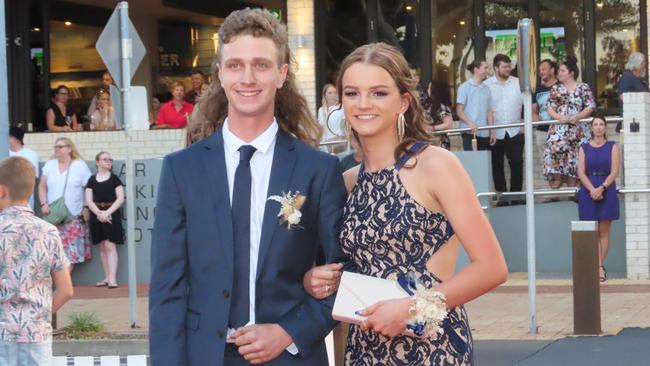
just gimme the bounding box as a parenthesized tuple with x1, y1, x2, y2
(267, 191, 306, 229)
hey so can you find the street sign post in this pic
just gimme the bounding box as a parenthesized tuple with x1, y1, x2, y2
(96, 6, 145, 90)
(96, 1, 146, 328)
(517, 18, 538, 335)
(0, 0, 9, 159)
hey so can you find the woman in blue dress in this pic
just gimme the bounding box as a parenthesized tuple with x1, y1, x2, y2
(303, 43, 508, 365)
(577, 115, 621, 282)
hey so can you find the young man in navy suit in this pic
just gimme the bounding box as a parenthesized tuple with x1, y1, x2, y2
(149, 8, 347, 366)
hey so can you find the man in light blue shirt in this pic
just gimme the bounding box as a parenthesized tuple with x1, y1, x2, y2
(456, 60, 495, 151)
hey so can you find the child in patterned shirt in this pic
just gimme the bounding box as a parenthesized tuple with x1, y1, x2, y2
(0, 156, 73, 365)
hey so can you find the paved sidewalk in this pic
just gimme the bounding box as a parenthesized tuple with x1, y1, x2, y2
(57, 274, 650, 341)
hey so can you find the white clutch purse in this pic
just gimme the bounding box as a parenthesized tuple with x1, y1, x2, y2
(332, 271, 410, 325)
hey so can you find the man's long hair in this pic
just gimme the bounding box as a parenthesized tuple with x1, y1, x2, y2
(187, 8, 321, 146)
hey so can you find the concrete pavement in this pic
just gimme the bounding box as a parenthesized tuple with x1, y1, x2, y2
(55, 274, 650, 364)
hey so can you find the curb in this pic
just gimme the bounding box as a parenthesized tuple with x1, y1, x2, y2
(53, 339, 149, 357)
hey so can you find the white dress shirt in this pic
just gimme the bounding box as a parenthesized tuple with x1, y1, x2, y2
(223, 118, 277, 325)
(222, 118, 299, 355)
(486, 75, 523, 139)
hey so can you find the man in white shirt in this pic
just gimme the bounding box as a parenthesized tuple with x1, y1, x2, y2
(149, 8, 347, 366)
(486, 54, 524, 202)
(8, 126, 39, 209)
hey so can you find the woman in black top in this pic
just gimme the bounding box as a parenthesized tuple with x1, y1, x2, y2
(427, 80, 454, 150)
(46, 85, 80, 132)
(85, 151, 124, 288)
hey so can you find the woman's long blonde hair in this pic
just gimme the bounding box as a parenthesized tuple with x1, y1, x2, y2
(55, 137, 82, 160)
(335, 43, 434, 162)
(187, 8, 322, 146)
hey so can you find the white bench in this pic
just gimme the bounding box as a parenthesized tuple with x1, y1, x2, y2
(52, 355, 147, 366)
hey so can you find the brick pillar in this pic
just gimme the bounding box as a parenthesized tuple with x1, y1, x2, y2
(622, 92, 650, 279)
(287, 0, 317, 115)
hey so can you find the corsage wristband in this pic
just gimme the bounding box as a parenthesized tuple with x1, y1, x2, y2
(407, 288, 448, 338)
(397, 272, 448, 338)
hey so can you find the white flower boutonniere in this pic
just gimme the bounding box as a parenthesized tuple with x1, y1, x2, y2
(267, 191, 306, 229)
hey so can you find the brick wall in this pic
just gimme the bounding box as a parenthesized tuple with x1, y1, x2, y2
(23, 130, 186, 162)
(622, 92, 650, 279)
(287, 0, 317, 116)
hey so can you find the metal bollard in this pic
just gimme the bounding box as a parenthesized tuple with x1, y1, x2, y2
(571, 221, 601, 334)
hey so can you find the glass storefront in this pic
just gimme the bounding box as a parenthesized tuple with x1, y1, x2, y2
(595, 0, 642, 111)
(485, 0, 528, 67)
(3, 0, 647, 129)
(6, 0, 286, 131)
(316, 0, 646, 115)
(430, 0, 474, 102)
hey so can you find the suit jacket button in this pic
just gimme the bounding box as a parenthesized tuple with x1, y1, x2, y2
(223, 289, 230, 298)
(217, 330, 225, 338)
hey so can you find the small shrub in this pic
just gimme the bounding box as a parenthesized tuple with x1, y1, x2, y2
(65, 311, 107, 339)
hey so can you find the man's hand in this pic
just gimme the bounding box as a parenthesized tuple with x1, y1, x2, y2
(468, 122, 479, 134)
(303, 263, 343, 299)
(489, 132, 497, 146)
(231, 324, 294, 364)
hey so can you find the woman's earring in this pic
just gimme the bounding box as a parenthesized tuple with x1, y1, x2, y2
(398, 112, 406, 142)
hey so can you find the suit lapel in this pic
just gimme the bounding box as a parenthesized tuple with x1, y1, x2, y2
(256, 131, 297, 279)
(201, 129, 234, 270)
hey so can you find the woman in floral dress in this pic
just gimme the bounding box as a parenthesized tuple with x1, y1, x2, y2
(38, 137, 92, 269)
(545, 56, 596, 188)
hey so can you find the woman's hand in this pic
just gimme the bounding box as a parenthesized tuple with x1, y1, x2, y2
(568, 115, 580, 125)
(98, 211, 112, 223)
(82, 208, 90, 222)
(590, 186, 604, 200)
(359, 297, 412, 338)
(302, 263, 343, 299)
(41, 203, 50, 215)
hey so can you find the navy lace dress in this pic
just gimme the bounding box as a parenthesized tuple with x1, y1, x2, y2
(340, 142, 474, 365)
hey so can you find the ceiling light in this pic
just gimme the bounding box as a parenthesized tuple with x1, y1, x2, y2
(64, 21, 72, 26)
(405, 5, 413, 11)
(459, 20, 466, 26)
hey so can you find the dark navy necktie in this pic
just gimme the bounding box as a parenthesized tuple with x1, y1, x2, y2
(229, 145, 256, 328)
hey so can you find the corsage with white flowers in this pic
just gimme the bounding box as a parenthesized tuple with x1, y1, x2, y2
(397, 272, 448, 338)
(267, 191, 306, 229)
(397, 272, 470, 352)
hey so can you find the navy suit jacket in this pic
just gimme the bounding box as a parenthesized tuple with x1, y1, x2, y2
(149, 128, 347, 365)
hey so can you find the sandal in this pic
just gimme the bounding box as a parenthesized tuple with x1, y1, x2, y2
(108, 282, 119, 289)
(95, 280, 109, 287)
(600, 266, 607, 282)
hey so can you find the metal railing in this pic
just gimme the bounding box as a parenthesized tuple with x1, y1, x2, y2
(317, 116, 624, 147)
(477, 187, 650, 210)
(434, 116, 623, 136)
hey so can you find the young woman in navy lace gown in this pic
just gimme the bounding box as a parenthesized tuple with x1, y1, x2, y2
(304, 43, 507, 365)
